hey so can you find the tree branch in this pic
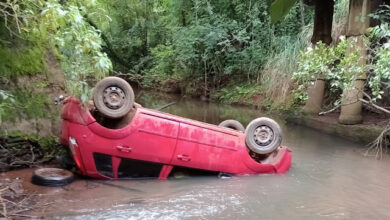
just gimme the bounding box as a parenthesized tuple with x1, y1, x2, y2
(319, 104, 340, 115)
(360, 90, 390, 114)
(83, 16, 134, 71)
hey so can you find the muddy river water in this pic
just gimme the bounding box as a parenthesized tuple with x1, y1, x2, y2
(3, 91, 390, 219)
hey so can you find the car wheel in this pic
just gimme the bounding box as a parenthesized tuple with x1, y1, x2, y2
(31, 168, 74, 187)
(245, 117, 282, 155)
(218, 120, 245, 132)
(93, 77, 134, 119)
(218, 172, 233, 179)
(56, 151, 76, 170)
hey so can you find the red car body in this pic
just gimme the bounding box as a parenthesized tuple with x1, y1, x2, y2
(60, 98, 292, 180)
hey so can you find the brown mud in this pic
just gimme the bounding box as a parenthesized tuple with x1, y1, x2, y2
(287, 111, 389, 143)
(1, 168, 168, 218)
(1, 51, 66, 137)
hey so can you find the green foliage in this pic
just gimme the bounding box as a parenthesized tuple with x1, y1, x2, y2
(171, 1, 272, 79)
(294, 4, 390, 106)
(0, 0, 315, 112)
(100, 0, 311, 97)
(85, 0, 314, 108)
(36, 135, 64, 158)
(369, 23, 390, 100)
(0, 0, 112, 102)
(261, 25, 313, 108)
(334, 0, 350, 22)
(0, 46, 46, 79)
(91, 0, 158, 73)
(40, 1, 112, 101)
(212, 83, 262, 105)
(142, 44, 181, 88)
(0, 132, 64, 160)
(270, 0, 297, 24)
(0, 90, 51, 122)
(0, 90, 15, 124)
(371, 44, 390, 99)
(293, 37, 363, 102)
(366, 5, 390, 100)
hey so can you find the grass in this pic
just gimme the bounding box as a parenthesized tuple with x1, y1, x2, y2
(211, 83, 263, 106)
(334, 0, 350, 22)
(0, 45, 47, 79)
(260, 25, 312, 110)
(258, 0, 349, 110)
(0, 89, 52, 122)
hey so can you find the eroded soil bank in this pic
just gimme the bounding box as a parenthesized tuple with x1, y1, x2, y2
(287, 112, 388, 144)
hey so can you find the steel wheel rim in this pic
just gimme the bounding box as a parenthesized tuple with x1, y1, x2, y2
(253, 125, 274, 146)
(103, 86, 126, 110)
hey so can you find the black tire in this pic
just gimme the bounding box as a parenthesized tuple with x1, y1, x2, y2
(31, 168, 74, 187)
(56, 150, 76, 170)
(245, 117, 282, 155)
(218, 172, 233, 179)
(93, 77, 134, 119)
(219, 120, 245, 132)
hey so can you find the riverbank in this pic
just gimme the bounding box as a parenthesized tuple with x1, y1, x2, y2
(140, 88, 389, 146)
(0, 133, 62, 172)
(287, 112, 388, 144)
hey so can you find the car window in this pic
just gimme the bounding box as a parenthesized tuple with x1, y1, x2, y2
(117, 158, 162, 179)
(93, 153, 114, 178)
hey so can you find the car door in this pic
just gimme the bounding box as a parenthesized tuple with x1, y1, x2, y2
(171, 122, 240, 172)
(115, 111, 179, 164)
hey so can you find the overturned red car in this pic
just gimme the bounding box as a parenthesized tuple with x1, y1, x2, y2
(60, 77, 291, 180)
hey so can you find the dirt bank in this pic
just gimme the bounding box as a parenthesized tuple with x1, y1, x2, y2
(0, 134, 61, 173)
(287, 112, 388, 144)
(1, 51, 66, 137)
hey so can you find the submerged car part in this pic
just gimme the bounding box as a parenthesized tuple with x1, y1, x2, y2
(218, 120, 245, 132)
(60, 77, 291, 180)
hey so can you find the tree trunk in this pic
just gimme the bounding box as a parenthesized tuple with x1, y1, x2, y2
(302, 79, 326, 115)
(302, 0, 334, 115)
(311, 0, 334, 45)
(339, 0, 370, 125)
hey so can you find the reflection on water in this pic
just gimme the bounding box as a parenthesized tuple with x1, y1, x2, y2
(136, 90, 266, 126)
(14, 91, 390, 219)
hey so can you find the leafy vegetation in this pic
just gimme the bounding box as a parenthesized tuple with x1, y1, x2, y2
(0, 0, 113, 124)
(369, 7, 390, 100)
(0, 0, 315, 114)
(270, 0, 298, 24)
(260, 24, 312, 109)
(293, 37, 362, 103)
(94, 0, 313, 104)
(293, 4, 390, 107)
(0, 0, 112, 101)
(1, 90, 52, 122)
(0, 46, 46, 79)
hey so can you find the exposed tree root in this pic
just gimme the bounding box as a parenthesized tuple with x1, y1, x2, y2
(318, 104, 341, 116)
(0, 135, 60, 172)
(318, 87, 390, 159)
(0, 178, 49, 219)
(364, 120, 390, 159)
(359, 91, 390, 159)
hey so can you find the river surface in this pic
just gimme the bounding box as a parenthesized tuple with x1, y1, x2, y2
(3, 91, 390, 219)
